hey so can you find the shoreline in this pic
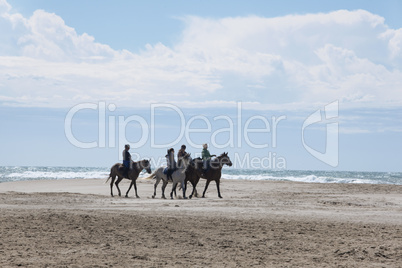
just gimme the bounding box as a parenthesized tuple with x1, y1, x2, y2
(1, 178, 401, 267)
(2, 166, 401, 186)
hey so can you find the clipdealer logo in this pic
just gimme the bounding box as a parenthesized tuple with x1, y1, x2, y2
(63, 102, 288, 169)
(301, 100, 339, 167)
(64, 101, 339, 168)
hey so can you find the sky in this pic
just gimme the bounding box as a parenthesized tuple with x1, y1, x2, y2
(0, 0, 401, 171)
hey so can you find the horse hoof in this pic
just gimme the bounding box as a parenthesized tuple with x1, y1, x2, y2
(152, 196, 155, 199)
(189, 195, 192, 199)
(136, 196, 140, 198)
(219, 196, 223, 198)
(183, 197, 188, 199)
(125, 195, 128, 198)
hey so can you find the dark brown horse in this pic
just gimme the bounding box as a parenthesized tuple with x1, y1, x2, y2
(106, 159, 152, 198)
(184, 157, 201, 199)
(186, 152, 232, 198)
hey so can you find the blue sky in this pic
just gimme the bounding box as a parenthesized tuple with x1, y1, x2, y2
(0, 0, 401, 171)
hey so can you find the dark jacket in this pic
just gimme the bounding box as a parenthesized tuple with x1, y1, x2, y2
(122, 150, 131, 168)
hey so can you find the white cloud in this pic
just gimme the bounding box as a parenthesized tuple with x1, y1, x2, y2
(383, 28, 402, 59)
(0, 1, 401, 110)
(17, 9, 119, 61)
(0, 0, 11, 14)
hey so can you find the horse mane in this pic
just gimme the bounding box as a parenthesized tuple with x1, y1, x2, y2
(216, 152, 228, 159)
(131, 159, 150, 170)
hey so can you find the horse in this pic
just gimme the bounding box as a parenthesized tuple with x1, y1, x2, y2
(145, 153, 191, 199)
(190, 152, 232, 198)
(184, 157, 201, 199)
(106, 159, 152, 198)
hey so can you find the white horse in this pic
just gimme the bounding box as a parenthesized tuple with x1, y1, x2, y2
(146, 153, 191, 199)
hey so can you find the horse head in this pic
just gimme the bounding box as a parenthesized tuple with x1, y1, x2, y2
(140, 159, 152, 174)
(218, 152, 232, 167)
(178, 153, 191, 168)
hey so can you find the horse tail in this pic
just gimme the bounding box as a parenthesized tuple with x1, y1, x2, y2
(143, 171, 157, 180)
(105, 165, 116, 183)
(105, 172, 112, 183)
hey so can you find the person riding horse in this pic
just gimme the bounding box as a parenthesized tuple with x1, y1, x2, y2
(202, 143, 216, 176)
(166, 148, 177, 181)
(177, 144, 188, 168)
(122, 144, 131, 178)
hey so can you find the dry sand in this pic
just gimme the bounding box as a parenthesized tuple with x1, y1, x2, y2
(0, 178, 401, 267)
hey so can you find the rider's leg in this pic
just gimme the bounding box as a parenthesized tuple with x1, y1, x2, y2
(202, 160, 209, 177)
(123, 166, 128, 178)
(167, 169, 172, 181)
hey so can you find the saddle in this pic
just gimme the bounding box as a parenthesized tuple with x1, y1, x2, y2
(118, 165, 126, 173)
(118, 164, 132, 179)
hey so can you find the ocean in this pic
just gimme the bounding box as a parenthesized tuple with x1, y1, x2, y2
(1, 166, 401, 185)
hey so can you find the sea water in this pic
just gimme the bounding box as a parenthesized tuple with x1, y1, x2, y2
(0, 166, 109, 183)
(0, 166, 401, 185)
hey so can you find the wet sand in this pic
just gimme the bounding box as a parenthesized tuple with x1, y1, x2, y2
(0, 178, 401, 267)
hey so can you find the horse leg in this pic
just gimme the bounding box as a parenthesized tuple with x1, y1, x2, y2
(152, 177, 160, 199)
(194, 177, 200, 197)
(133, 179, 140, 198)
(161, 180, 168, 199)
(189, 181, 196, 199)
(115, 176, 123, 197)
(173, 185, 177, 197)
(216, 179, 222, 198)
(181, 180, 187, 199)
(110, 175, 116, 197)
(202, 179, 212, 198)
(126, 179, 139, 198)
(125, 180, 133, 198)
(170, 182, 177, 199)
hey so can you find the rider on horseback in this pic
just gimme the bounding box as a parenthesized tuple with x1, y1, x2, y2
(201, 143, 215, 177)
(122, 144, 131, 178)
(177, 144, 187, 168)
(166, 148, 177, 181)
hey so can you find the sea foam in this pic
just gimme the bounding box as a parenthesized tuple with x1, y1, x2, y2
(1, 166, 401, 185)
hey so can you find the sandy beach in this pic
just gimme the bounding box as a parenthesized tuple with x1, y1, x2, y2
(0, 178, 401, 267)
